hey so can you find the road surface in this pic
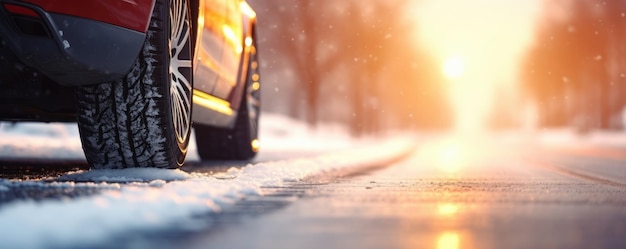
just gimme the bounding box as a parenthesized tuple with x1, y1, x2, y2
(2, 131, 626, 249)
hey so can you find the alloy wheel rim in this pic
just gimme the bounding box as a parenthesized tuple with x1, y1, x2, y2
(169, 0, 192, 145)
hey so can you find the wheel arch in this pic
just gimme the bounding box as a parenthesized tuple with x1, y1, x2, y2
(229, 6, 258, 111)
(189, 0, 200, 59)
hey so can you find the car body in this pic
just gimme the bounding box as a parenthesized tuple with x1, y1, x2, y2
(0, 0, 261, 169)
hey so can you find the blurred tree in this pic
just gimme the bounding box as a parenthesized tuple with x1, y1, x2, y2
(341, 0, 451, 135)
(343, 1, 397, 136)
(248, 0, 346, 127)
(523, 1, 626, 130)
(248, 0, 452, 133)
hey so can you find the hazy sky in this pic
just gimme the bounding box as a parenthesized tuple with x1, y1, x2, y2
(410, 0, 542, 131)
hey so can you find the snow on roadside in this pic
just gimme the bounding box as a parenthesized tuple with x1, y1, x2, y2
(0, 113, 354, 161)
(0, 122, 84, 159)
(0, 113, 416, 249)
(531, 128, 626, 148)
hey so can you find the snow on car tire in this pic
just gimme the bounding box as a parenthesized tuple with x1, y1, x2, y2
(75, 0, 192, 169)
(195, 38, 261, 160)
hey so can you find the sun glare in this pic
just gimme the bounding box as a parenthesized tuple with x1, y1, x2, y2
(443, 57, 464, 79)
(412, 0, 541, 132)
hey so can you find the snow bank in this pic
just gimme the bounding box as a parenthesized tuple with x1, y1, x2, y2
(0, 114, 416, 249)
(0, 122, 84, 159)
(0, 113, 353, 161)
(532, 128, 626, 148)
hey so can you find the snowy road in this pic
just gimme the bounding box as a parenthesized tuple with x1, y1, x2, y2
(0, 114, 415, 249)
(2, 117, 626, 248)
(183, 132, 626, 249)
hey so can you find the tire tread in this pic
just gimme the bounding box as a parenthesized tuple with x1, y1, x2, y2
(75, 0, 188, 169)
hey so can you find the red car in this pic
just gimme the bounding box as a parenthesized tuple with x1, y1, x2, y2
(0, 0, 261, 169)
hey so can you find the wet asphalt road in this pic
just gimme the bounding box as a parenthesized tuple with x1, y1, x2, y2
(2, 134, 626, 249)
(176, 135, 626, 249)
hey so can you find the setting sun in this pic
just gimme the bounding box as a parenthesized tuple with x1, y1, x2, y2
(443, 57, 464, 79)
(411, 0, 541, 132)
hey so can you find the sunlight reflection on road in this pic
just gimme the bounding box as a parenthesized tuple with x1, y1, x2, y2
(404, 131, 549, 249)
(437, 231, 461, 249)
(437, 202, 459, 217)
(404, 132, 528, 249)
(436, 202, 463, 249)
(414, 133, 505, 175)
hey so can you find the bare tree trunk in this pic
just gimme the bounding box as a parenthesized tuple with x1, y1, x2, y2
(305, 74, 319, 127)
(350, 75, 365, 137)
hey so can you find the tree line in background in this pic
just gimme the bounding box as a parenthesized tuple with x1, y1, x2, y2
(523, 1, 626, 131)
(247, 0, 452, 136)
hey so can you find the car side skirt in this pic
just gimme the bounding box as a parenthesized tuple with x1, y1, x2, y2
(192, 89, 237, 128)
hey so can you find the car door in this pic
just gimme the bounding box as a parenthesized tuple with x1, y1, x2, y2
(193, 0, 227, 95)
(211, 0, 244, 101)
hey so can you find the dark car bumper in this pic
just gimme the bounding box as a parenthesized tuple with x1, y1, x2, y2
(0, 1, 146, 86)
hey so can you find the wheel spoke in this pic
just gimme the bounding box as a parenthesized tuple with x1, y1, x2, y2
(172, 91, 190, 139)
(171, 88, 190, 138)
(173, 29, 189, 59)
(171, 0, 183, 38)
(174, 59, 192, 69)
(173, 77, 191, 107)
(171, 0, 188, 51)
(173, 90, 189, 117)
(169, 0, 192, 144)
(175, 20, 188, 48)
(172, 66, 191, 87)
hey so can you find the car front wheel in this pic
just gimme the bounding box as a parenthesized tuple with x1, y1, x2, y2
(75, 0, 192, 169)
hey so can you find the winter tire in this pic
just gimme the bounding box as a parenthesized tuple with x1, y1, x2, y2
(75, 0, 193, 169)
(195, 38, 261, 160)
